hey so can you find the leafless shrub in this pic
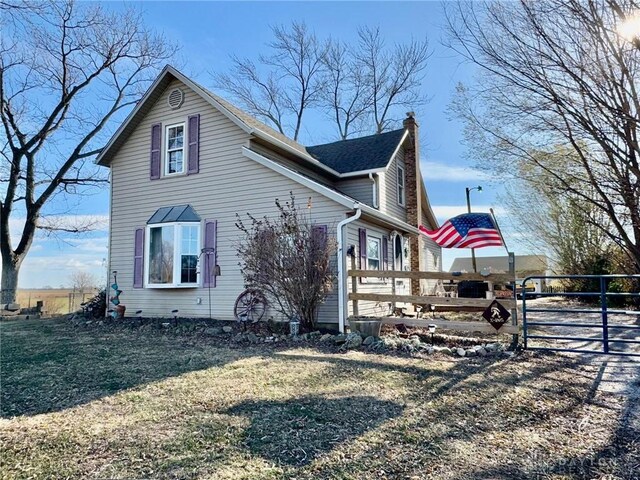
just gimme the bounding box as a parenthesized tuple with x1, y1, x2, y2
(235, 194, 336, 332)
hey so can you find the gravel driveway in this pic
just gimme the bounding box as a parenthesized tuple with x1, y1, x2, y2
(523, 297, 640, 356)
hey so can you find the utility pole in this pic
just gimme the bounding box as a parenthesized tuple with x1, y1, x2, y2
(465, 185, 482, 272)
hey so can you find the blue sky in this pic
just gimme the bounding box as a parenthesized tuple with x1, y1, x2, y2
(12, 1, 532, 289)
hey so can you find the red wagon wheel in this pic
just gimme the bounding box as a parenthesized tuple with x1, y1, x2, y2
(234, 289, 267, 323)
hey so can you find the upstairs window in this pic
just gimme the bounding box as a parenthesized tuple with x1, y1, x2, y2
(165, 123, 185, 175)
(397, 164, 406, 206)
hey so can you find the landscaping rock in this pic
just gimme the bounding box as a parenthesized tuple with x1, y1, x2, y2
(222, 326, 233, 333)
(320, 333, 334, 342)
(465, 349, 477, 357)
(456, 348, 466, 357)
(204, 327, 222, 335)
(363, 336, 377, 346)
(233, 333, 244, 343)
(247, 332, 259, 344)
(476, 347, 488, 357)
(333, 334, 347, 345)
(383, 338, 398, 349)
(486, 343, 503, 352)
(161, 322, 171, 328)
(344, 332, 363, 349)
(309, 331, 321, 339)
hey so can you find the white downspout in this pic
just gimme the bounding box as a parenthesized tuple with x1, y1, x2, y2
(337, 204, 362, 333)
(369, 173, 379, 208)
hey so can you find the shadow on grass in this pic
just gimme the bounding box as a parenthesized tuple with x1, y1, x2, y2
(223, 395, 404, 466)
(0, 318, 251, 418)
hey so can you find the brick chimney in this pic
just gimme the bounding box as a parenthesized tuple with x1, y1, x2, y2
(402, 112, 423, 295)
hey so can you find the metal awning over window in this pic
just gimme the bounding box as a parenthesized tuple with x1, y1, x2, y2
(147, 204, 200, 224)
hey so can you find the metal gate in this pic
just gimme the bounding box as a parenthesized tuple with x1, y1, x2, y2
(522, 274, 640, 357)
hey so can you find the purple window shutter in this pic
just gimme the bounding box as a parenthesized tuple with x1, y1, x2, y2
(382, 236, 389, 283)
(187, 114, 200, 175)
(358, 228, 367, 284)
(203, 220, 217, 287)
(312, 224, 328, 247)
(133, 228, 144, 288)
(150, 123, 161, 180)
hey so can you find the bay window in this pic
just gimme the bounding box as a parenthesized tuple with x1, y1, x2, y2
(147, 222, 200, 287)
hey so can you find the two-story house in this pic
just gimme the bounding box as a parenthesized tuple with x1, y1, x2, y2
(96, 65, 441, 332)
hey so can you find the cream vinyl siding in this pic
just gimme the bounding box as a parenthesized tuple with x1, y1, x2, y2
(378, 144, 407, 221)
(337, 177, 375, 206)
(345, 220, 397, 318)
(108, 79, 345, 323)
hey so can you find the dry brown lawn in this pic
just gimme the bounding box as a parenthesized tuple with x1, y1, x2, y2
(1, 318, 638, 479)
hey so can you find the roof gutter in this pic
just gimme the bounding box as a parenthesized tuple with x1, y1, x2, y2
(337, 205, 362, 333)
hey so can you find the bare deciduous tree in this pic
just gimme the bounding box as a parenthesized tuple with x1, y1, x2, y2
(235, 194, 336, 332)
(214, 22, 430, 141)
(69, 271, 97, 292)
(356, 27, 431, 134)
(445, 0, 640, 272)
(215, 22, 327, 141)
(321, 40, 372, 140)
(0, 0, 175, 303)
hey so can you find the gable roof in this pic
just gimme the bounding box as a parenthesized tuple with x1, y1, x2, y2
(96, 65, 406, 178)
(96, 65, 439, 229)
(306, 129, 408, 174)
(242, 146, 420, 235)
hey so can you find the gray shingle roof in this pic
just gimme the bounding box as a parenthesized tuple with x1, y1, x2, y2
(147, 205, 201, 224)
(306, 129, 406, 174)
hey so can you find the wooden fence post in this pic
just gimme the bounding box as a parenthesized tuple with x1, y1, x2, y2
(509, 252, 519, 348)
(350, 255, 358, 318)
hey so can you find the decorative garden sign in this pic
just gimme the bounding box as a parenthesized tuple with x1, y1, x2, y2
(482, 300, 511, 331)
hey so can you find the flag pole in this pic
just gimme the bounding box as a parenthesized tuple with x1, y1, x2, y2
(489, 208, 509, 255)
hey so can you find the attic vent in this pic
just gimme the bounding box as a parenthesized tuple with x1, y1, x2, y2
(167, 88, 184, 109)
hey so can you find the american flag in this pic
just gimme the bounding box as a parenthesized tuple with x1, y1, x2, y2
(419, 213, 503, 249)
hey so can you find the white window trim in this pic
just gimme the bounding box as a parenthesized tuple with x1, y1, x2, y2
(144, 221, 201, 288)
(397, 164, 406, 206)
(366, 235, 381, 271)
(164, 122, 186, 176)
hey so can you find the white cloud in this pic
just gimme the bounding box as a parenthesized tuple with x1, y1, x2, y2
(17, 253, 107, 288)
(67, 237, 109, 254)
(421, 161, 490, 182)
